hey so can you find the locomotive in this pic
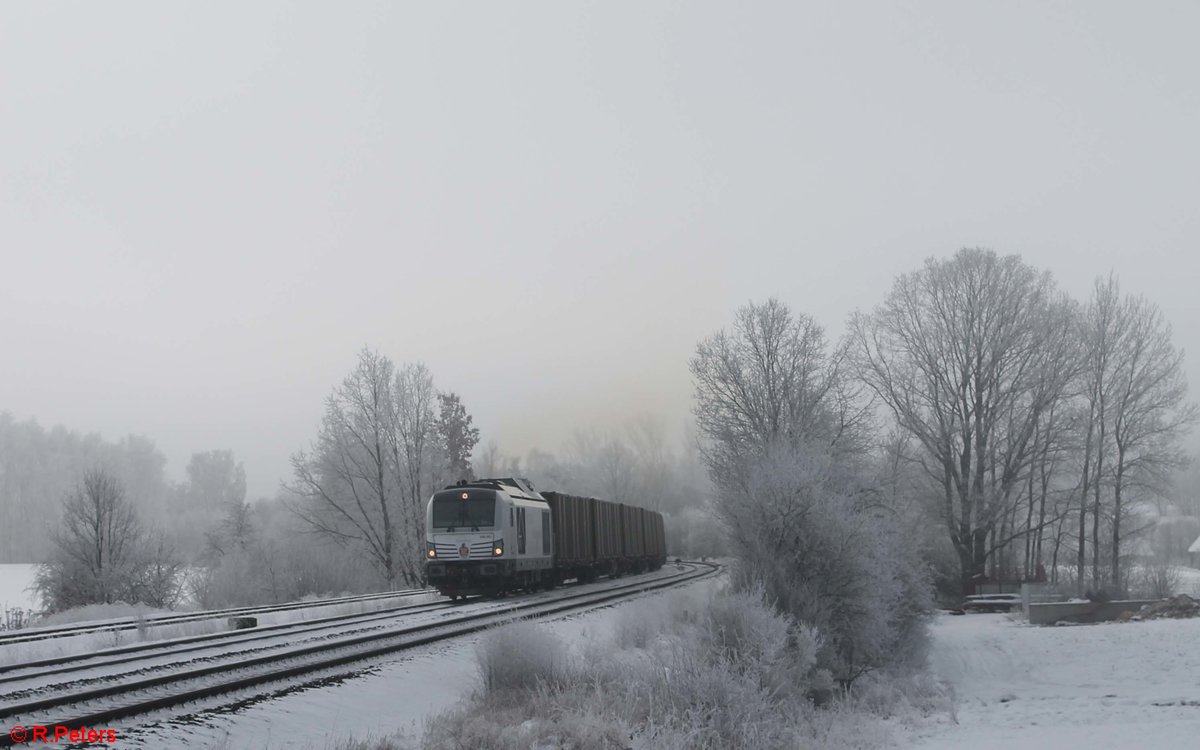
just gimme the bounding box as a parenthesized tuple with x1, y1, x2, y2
(423, 477, 667, 599)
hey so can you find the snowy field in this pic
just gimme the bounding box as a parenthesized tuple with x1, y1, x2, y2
(909, 612, 1200, 749)
(0, 564, 39, 613)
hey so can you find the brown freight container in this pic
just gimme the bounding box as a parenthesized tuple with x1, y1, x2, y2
(543, 491, 595, 565)
(619, 503, 646, 558)
(641, 509, 663, 561)
(648, 511, 665, 564)
(593, 497, 621, 561)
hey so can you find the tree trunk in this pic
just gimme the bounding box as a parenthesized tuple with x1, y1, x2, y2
(1112, 447, 1126, 592)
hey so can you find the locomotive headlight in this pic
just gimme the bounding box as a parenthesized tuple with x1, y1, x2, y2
(426, 543, 437, 559)
(492, 540, 504, 557)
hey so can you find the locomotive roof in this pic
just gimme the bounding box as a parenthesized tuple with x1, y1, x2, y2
(442, 477, 543, 501)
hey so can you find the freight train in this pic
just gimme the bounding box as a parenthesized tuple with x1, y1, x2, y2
(423, 477, 667, 599)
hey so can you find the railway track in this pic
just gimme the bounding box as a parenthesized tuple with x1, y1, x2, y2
(0, 597, 457, 688)
(0, 588, 434, 647)
(0, 562, 717, 746)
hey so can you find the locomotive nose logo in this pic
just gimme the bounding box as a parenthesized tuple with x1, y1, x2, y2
(458, 543, 469, 559)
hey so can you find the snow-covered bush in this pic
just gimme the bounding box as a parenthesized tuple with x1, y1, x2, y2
(420, 587, 914, 750)
(475, 620, 569, 695)
(718, 440, 931, 685)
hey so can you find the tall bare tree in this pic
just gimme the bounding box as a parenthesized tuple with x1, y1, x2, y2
(391, 362, 444, 572)
(691, 297, 864, 488)
(289, 350, 447, 588)
(851, 249, 1080, 592)
(1107, 291, 1198, 585)
(58, 468, 141, 604)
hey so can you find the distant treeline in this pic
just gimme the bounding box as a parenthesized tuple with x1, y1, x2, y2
(0, 414, 243, 563)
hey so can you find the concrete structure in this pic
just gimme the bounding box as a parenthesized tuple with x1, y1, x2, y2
(1027, 599, 1161, 626)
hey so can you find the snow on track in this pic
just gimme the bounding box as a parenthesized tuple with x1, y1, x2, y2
(911, 612, 1200, 750)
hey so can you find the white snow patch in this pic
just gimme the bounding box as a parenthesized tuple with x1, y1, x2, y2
(909, 612, 1200, 749)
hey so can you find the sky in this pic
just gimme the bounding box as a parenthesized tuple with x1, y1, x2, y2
(2, 1, 1197, 499)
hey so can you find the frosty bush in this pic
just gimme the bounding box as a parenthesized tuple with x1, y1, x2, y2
(476, 620, 569, 695)
(718, 441, 931, 685)
(419, 587, 905, 750)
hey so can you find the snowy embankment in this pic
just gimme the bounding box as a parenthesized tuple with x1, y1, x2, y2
(910, 612, 1200, 749)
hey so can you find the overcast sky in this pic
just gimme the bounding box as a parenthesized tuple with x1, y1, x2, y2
(2, 2, 1197, 499)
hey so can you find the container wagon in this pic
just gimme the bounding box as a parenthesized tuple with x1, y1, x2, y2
(425, 478, 666, 598)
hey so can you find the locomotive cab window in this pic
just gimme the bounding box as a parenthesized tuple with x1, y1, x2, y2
(431, 491, 496, 530)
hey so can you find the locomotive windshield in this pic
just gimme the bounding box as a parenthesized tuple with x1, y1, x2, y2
(431, 491, 496, 530)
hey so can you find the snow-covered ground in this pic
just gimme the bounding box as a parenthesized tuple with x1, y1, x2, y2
(909, 612, 1200, 749)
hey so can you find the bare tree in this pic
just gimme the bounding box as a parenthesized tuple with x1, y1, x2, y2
(289, 350, 447, 589)
(597, 437, 636, 503)
(691, 298, 865, 487)
(390, 362, 444, 577)
(289, 349, 405, 587)
(1075, 275, 1125, 590)
(1107, 291, 1198, 585)
(851, 249, 1080, 593)
(34, 468, 184, 611)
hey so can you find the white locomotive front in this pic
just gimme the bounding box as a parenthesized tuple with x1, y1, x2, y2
(424, 477, 554, 598)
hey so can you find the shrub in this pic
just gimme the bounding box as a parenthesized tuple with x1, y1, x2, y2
(476, 620, 569, 695)
(420, 587, 907, 750)
(717, 441, 931, 685)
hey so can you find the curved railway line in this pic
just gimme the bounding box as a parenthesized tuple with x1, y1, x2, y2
(0, 562, 718, 747)
(0, 588, 434, 647)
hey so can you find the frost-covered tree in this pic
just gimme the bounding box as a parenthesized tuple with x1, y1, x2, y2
(722, 442, 929, 683)
(692, 299, 928, 683)
(851, 249, 1079, 593)
(35, 468, 183, 611)
(1104, 286, 1197, 585)
(691, 298, 865, 485)
(288, 349, 448, 588)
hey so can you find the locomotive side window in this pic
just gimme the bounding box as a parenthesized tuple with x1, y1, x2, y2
(542, 510, 550, 554)
(431, 491, 496, 530)
(518, 507, 526, 554)
(510, 508, 514, 527)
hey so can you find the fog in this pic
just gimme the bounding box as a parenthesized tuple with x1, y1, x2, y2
(2, 2, 1197, 499)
